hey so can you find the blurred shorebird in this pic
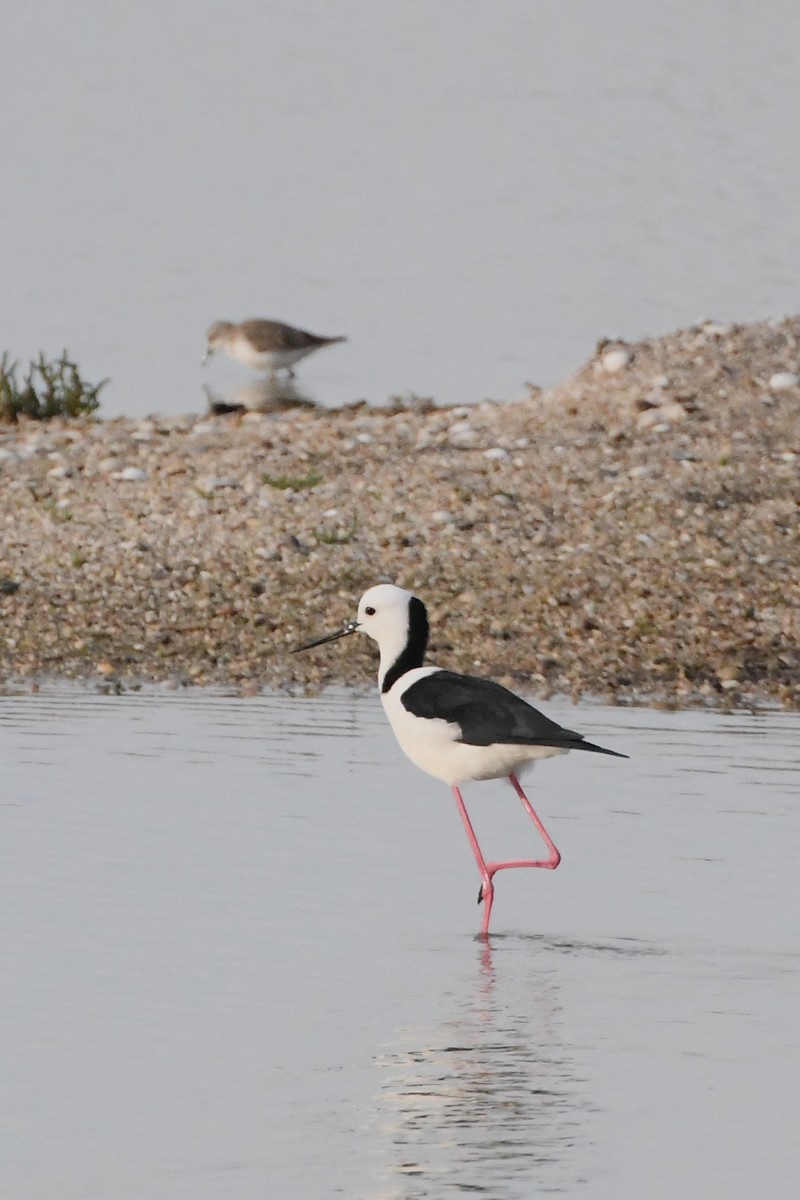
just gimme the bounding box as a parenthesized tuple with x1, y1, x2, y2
(203, 318, 347, 378)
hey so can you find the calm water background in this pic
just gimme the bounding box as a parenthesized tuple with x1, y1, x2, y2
(2, 685, 799, 1198)
(3, 2, 800, 416)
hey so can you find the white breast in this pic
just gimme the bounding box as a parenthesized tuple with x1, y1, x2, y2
(230, 334, 309, 370)
(381, 668, 566, 786)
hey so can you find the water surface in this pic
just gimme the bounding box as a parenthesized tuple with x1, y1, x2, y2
(2, 686, 798, 1197)
(3, 2, 800, 415)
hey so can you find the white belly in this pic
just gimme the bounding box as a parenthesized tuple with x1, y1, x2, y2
(231, 335, 310, 371)
(381, 670, 566, 786)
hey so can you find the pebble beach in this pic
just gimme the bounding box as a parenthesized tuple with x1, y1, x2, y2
(1, 316, 798, 709)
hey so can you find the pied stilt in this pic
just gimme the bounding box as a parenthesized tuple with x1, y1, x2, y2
(294, 584, 627, 935)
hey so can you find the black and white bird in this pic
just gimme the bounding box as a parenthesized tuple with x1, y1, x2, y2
(294, 584, 627, 935)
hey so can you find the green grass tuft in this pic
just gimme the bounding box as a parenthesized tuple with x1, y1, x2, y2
(314, 511, 358, 545)
(0, 351, 107, 422)
(262, 469, 322, 491)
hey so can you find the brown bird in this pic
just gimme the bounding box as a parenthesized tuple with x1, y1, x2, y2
(203, 318, 347, 378)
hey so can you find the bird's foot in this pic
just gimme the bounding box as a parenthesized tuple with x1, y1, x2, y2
(478, 876, 495, 936)
(477, 874, 495, 906)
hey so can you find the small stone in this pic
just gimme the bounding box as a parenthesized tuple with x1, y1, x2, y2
(115, 466, 148, 482)
(132, 421, 157, 442)
(637, 402, 687, 430)
(768, 372, 799, 392)
(483, 447, 509, 461)
(449, 421, 478, 448)
(701, 322, 733, 337)
(659, 402, 689, 423)
(601, 348, 631, 373)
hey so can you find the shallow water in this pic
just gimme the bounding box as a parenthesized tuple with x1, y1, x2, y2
(3, 3, 800, 416)
(2, 686, 799, 1198)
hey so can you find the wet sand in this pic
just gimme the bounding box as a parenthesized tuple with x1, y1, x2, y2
(1, 316, 798, 708)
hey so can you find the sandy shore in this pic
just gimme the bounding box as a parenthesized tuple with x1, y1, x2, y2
(1, 316, 798, 709)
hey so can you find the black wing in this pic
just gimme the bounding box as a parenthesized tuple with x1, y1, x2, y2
(401, 671, 627, 757)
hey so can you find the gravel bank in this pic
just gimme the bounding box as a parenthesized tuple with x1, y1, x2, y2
(1, 316, 798, 709)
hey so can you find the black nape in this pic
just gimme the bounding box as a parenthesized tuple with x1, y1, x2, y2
(381, 596, 429, 693)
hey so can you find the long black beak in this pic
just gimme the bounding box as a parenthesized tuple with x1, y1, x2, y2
(292, 618, 360, 653)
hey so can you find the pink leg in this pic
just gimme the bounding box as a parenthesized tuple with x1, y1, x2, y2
(452, 773, 561, 937)
(504, 772, 562, 871)
(452, 784, 495, 936)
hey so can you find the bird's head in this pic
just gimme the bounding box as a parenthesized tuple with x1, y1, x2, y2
(202, 321, 235, 365)
(293, 584, 423, 656)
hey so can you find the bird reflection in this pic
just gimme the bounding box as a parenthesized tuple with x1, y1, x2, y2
(371, 939, 588, 1197)
(203, 377, 320, 415)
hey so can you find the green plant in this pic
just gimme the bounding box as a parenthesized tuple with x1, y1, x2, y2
(42, 498, 73, 522)
(0, 351, 107, 423)
(314, 511, 358, 545)
(262, 469, 322, 491)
